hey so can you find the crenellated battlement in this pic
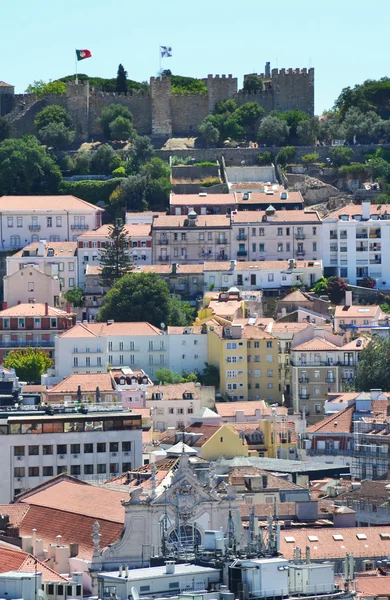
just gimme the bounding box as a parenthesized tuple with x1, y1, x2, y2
(272, 67, 314, 77)
(207, 74, 235, 80)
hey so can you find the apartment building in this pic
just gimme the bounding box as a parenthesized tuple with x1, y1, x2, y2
(3, 266, 61, 308)
(290, 328, 367, 422)
(151, 212, 231, 264)
(169, 193, 236, 215)
(321, 201, 390, 287)
(0, 302, 76, 362)
(166, 325, 208, 374)
(230, 207, 321, 262)
(6, 240, 78, 295)
(54, 321, 168, 381)
(334, 300, 386, 333)
(208, 321, 280, 403)
(235, 187, 304, 211)
(146, 382, 203, 431)
(77, 223, 152, 287)
(0, 195, 103, 250)
(0, 406, 142, 503)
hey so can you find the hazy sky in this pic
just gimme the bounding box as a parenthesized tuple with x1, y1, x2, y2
(1, 0, 389, 113)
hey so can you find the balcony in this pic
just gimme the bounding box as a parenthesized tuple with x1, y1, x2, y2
(356, 232, 368, 239)
(158, 256, 170, 261)
(158, 239, 169, 245)
(326, 377, 336, 383)
(148, 346, 166, 352)
(237, 234, 247, 241)
(217, 238, 228, 245)
(295, 233, 305, 240)
(330, 245, 338, 252)
(330, 233, 338, 240)
(340, 233, 348, 239)
(299, 393, 310, 399)
(71, 224, 89, 231)
(370, 259, 382, 264)
(369, 231, 381, 239)
(237, 250, 247, 257)
(356, 246, 368, 252)
(296, 249, 305, 256)
(29, 225, 41, 231)
(370, 244, 381, 251)
(299, 377, 309, 383)
(0, 340, 53, 348)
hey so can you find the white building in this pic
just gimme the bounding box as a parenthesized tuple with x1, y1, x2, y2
(0, 407, 142, 503)
(6, 240, 78, 294)
(0, 195, 103, 250)
(321, 201, 390, 287)
(166, 325, 208, 374)
(77, 223, 152, 287)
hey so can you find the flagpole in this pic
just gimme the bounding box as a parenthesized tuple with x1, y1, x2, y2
(75, 49, 78, 85)
(159, 45, 162, 75)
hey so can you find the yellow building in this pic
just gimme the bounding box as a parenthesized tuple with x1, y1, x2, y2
(200, 424, 248, 460)
(208, 321, 281, 403)
(234, 419, 299, 459)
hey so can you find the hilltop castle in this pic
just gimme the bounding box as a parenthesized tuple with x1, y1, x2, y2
(0, 63, 314, 139)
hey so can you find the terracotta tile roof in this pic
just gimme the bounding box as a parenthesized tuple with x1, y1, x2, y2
(307, 405, 355, 434)
(21, 385, 47, 394)
(335, 305, 382, 318)
(60, 321, 162, 338)
(170, 194, 235, 206)
(278, 526, 390, 560)
(153, 214, 231, 228)
(134, 264, 205, 274)
(202, 261, 232, 271)
(0, 546, 67, 582)
(355, 573, 390, 598)
(240, 325, 275, 340)
(235, 189, 303, 204)
(126, 211, 167, 218)
(208, 300, 242, 318)
(341, 337, 369, 350)
(0, 504, 30, 526)
(11, 241, 78, 258)
(270, 322, 313, 333)
(325, 202, 390, 220)
(230, 182, 272, 191)
(147, 382, 200, 401)
(326, 392, 361, 404)
(279, 289, 310, 303)
(292, 337, 341, 352)
(336, 480, 390, 503)
(0, 303, 73, 317)
(233, 317, 274, 328)
(216, 400, 270, 418)
(78, 224, 151, 239)
(228, 466, 302, 490)
(85, 265, 102, 276)
(231, 210, 320, 223)
(240, 501, 298, 519)
(47, 372, 114, 395)
(0, 81, 13, 87)
(167, 326, 203, 334)
(0, 195, 103, 212)
(160, 423, 222, 447)
(235, 260, 321, 271)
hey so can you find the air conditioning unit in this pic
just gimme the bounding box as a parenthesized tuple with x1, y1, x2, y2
(17, 456, 23, 461)
(73, 454, 79, 458)
(17, 477, 23, 482)
(124, 452, 130, 456)
(59, 455, 65, 459)
(112, 452, 117, 457)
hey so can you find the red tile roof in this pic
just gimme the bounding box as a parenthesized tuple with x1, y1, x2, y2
(355, 573, 390, 598)
(0, 303, 73, 317)
(307, 405, 355, 434)
(11, 242, 78, 258)
(60, 321, 162, 338)
(0, 545, 68, 582)
(47, 372, 114, 395)
(78, 224, 151, 239)
(170, 194, 235, 206)
(0, 195, 103, 212)
(153, 214, 231, 228)
(231, 210, 320, 224)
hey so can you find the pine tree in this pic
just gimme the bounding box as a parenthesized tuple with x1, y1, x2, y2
(99, 218, 133, 288)
(115, 64, 128, 95)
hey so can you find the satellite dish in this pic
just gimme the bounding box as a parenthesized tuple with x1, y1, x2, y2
(131, 587, 140, 600)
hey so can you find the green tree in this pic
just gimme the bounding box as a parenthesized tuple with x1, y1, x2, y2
(73, 150, 91, 175)
(113, 174, 148, 211)
(257, 116, 290, 146)
(198, 362, 220, 388)
(214, 99, 238, 115)
(98, 272, 171, 326)
(127, 134, 154, 170)
(0, 117, 11, 142)
(243, 74, 264, 93)
(168, 297, 195, 326)
(234, 102, 264, 138)
(359, 277, 376, 289)
(343, 107, 384, 143)
(144, 177, 171, 209)
(115, 64, 128, 94)
(297, 118, 319, 145)
(90, 144, 122, 174)
(318, 112, 345, 144)
(140, 157, 170, 180)
(276, 146, 297, 166)
(329, 146, 354, 167)
(302, 152, 320, 164)
(354, 337, 390, 392)
(3, 348, 52, 383)
(368, 156, 390, 182)
(155, 368, 198, 384)
(34, 105, 72, 131)
(278, 110, 309, 141)
(311, 277, 329, 296)
(37, 122, 75, 149)
(26, 80, 66, 98)
(257, 151, 273, 165)
(109, 116, 134, 141)
(99, 218, 133, 288)
(98, 104, 133, 139)
(199, 119, 219, 145)
(64, 287, 84, 307)
(0, 136, 62, 195)
(334, 77, 390, 119)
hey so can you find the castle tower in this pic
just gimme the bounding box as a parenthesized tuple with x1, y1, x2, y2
(207, 74, 237, 113)
(65, 80, 90, 136)
(150, 75, 172, 137)
(0, 81, 15, 116)
(271, 68, 315, 115)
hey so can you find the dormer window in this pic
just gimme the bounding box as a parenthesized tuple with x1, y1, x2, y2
(47, 248, 54, 257)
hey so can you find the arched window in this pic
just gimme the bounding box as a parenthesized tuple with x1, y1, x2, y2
(49, 235, 60, 242)
(10, 235, 21, 247)
(168, 525, 201, 549)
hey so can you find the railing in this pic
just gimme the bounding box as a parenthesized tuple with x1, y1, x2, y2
(237, 234, 247, 240)
(237, 250, 247, 257)
(217, 238, 228, 244)
(356, 233, 368, 239)
(296, 249, 305, 255)
(298, 377, 309, 383)
(326, 377, 336, 383)
(307, 448, 352, 457)
(356, 247, 368, 252)
(158, 239, 169, 245)
(295, 233, 305, 239)
(0, 340, 53, 348)
(370, 259, 381, 264)
(28, 225, 41, 231)
(330, 246, 338, 252)
(299, 393, 310, 399)
(158, 255, 170, 261)
(340, 233, 348, 239)
(148, 347, 166, 352)
(370, 244, 381, 251)
(369, 232, 381, 238)
(72, 348, 103, 354)
(71, 224, 89, 230)
(329, 234, 338, 240)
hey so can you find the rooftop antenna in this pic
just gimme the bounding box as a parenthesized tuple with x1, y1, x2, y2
(309, 56, 312, 69)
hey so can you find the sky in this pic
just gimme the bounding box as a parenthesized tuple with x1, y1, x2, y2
(1, 0, 389, 114)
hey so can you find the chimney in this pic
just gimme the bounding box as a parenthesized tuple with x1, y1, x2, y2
(362, 201, 371, 220)
(37, 240, 46, 257)
(66, 302, 71, 314)
(306, 546, 311, 564)
(230, 259, 236, 271)
(32, 528, 37, 556)
(56, 535, 62, 547)
(345, 290, 352, 307)
(2, 302, 7, 310)
(125, 566, 129, 578)
(45, 302, 49, 316)
(165, 561, 175, 575)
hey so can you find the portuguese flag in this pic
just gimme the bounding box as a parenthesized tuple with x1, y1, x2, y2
(76, 49, 92, 61)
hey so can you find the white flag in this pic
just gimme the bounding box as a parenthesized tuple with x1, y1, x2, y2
(160, 46, 172, 58)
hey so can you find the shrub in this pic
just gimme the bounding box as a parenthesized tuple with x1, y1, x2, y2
(338, 163, 367, 177)
(302, 152, 320, 164)
(112, 166, 127, 177)
(329, 146, 353, 167)
(257, 151, 273, 165)
(193, 161, 217, 167)
(276, 146, 297, 166)
(200, 178, 220, 187)
(60, 178, 123, 205)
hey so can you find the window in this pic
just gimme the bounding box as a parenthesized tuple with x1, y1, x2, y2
(84, 464, 94, 475)
(43, 466, 53, 476)
(47, 217, 52, 228)
(268, 273, 274, 282)
(313, 227, 317, 235)
(57, 466, 67, 475)
(86, 357, 90, 367)
(314, 386, 320, 396)
(286, 242, 291, 252)
(57, 444, 67, 455)
(28, 445, 39, 455)
(58, 262, 64, 272)
(29, 467, 39, 477)
(14, 467, 25, 477)
(277, 243, 283, 252)
(267, 383, 273, 389)
(254, 369, 261, 378)
(110, 442, 119, 452)
(18, 318, 25, 329)
(84, 443, 93, 453)
(267, 369, 273, 377)
(69, 278, 75, 287)
(97, 464, 107, 474)
(110, 463, 119, 474)
(97, 443, 106, 453)
(7, 217, 13, 228)
(313, 242, 317, 251)
(14, 447, 25, 459)
(254, 355, 260, 362)
(226, 342, 237, 349)
(122, 441, 132, 452)
(43, 445, 53, 455)
(277, 228, 283, 236)
(252, 243, 256, 252)
(199, 233, 204, 240)
(16, 216, 22, 228)
(286, 227, 290, 236)
(50, 318, 57, 328)
(254, 341, 260, 348)
(315, 404, 321, 413)
(266, 354, 273, 363)
(73, 357, 78, 367)
(181, 232, 186, 241)
(71, 465, 81, 476)
(56, 216, 62, 227)
(10, 235, 21, 247)
(266, 341, 272, 348)
(259, 228, 264, 236)
(259, 243, 265, 252)
(71, 444, 80, 454)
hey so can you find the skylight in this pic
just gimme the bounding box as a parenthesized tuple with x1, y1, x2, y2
(333, 534, 344, 541)
(285, 536, 295, 543)
(308, 535, 319, 542)
(356, 534, 367, 540)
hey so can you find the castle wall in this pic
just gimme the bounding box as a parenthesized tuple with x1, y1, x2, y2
(171, 94, 208, 134)
(235, 89, 274, 114)
(88, 93, 151, 136)
(150, 76, 172, 137)
(272, 68, 315, 115)
(207, 74, 237, 112)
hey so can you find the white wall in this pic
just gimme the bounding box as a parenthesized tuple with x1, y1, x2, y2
(226, 166, 276, 183)
(166, 332, 208, 374)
